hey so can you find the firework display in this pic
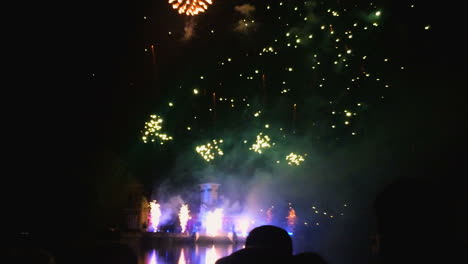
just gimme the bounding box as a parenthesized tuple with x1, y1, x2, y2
(196, 139, 224, 162)
(137, 0, 417, 168)
(129, 0, 441, 246)
(149, 200, 162, 232)
(286, 153, 305, 166)
(142, 115, 173, 144)
(168, 0, 213, 16)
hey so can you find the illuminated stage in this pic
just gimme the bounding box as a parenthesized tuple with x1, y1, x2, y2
(145, 183, 251, 245)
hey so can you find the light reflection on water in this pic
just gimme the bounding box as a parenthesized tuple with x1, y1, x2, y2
(143, 244, 243, 264)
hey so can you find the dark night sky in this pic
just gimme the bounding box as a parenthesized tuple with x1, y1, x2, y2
(5, 0, 466, 251)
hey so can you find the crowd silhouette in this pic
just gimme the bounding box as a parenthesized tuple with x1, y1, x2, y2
(216, 225, 328, 264)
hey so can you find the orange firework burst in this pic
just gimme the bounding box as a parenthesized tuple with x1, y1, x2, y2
(168, 0, 213, 16)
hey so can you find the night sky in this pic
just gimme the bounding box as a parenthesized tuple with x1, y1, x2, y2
(5, 0, 466, 261)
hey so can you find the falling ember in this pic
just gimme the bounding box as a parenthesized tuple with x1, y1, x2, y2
(286, 207, 297, 235)
(179, 204, 190, 233)
(205, 208, 224, 236)
(149, 201, 162, 232)
(168, 0, 213, 16)
(212, 92, 217, 122)
(293, 104, 297, 131)
(150, 44, 156, 65)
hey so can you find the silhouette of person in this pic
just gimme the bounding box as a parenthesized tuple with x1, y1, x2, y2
(215, 225, 293, 264)
(293, 251, 327, 264)
(372, 177, 460, 264)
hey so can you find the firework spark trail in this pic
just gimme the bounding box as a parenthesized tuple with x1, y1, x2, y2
(150, 44, 156, 65)
(149, 201, 162, 232)
(287, 207, 297, 234)
(179, 204, 190, 233)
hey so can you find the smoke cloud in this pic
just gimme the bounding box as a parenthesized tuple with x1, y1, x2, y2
(234, 4, 255, 17)
(182, 17, 197, 41)
(234, 4, 257, 34)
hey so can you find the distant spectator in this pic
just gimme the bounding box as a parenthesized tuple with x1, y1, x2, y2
(294, 251, 327, 264)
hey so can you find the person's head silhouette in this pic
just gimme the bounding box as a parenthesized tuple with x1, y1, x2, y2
(245, 225, 293, 255)
(216, 225, 293, 264)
